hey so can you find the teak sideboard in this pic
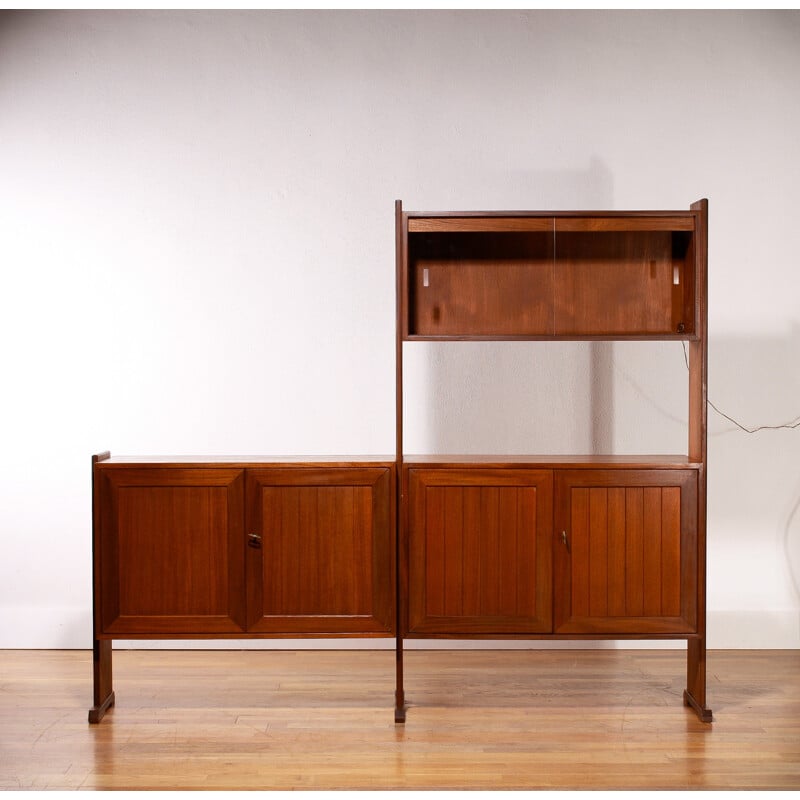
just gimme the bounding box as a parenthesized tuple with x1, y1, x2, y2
(90, 200, 711, 724)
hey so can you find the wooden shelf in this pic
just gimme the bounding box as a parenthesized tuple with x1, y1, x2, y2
(404, 333, 698, 342)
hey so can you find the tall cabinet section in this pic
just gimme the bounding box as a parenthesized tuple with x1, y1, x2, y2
(394, 201, 711, 723)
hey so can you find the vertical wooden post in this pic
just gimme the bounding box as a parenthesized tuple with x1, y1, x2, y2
(394, 201, 407, 723)
(89, 452, 115, 723)
(685, 199, 712, 722)
(89, 639, 114, 723)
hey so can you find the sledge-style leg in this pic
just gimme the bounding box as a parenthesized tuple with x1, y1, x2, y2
(685, 637, 713, 722)
(395, 636, 406, 723)
(88, 638, 114, 723)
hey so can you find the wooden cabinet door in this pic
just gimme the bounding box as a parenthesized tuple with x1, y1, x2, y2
(246, 468, 394, 634)
(97, 468, 246, 635)
(407, 469, 553, 634)
(554, 470, 697, 634)
(553, 228, 689, 336)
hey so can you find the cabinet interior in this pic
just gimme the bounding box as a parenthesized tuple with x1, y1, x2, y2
(407, 227, 695, 338)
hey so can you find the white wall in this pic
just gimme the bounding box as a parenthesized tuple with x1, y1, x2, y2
(1, 10, 798, 649)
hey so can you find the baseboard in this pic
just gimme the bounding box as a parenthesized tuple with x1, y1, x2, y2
(707, 610, 800, 649)
(1, 606, 797, 649)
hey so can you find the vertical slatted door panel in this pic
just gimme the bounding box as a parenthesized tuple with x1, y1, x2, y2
(98, 468, 246, 635)
(246, 468, 394, 635)
(407, 469, 553, 634)
(554, 470, 697, 634)
(607, 487, 626, 616)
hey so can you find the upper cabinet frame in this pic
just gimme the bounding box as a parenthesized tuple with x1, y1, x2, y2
(397, 204, 705, 342)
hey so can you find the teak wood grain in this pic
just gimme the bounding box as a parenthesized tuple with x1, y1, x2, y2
(94, 459, 396, 641)
(407, 469, 553, 635)
(403, 454, 700, 467)
(96, 467, 247, 635)
(408, 216, 553, 232)
(245, 467, 395, 635)
(553, 230, 690, 335)
(553, 470, 697, 635)
(405, 211, 697, 339)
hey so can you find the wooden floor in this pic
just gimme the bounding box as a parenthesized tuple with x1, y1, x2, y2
(0, 648, 798, 790)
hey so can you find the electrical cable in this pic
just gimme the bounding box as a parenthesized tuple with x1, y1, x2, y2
(681, 342, 800, 433)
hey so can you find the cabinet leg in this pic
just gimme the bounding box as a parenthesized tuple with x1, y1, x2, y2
(88, 639, 115, 723)
(395, 636, 406, 723)
(684, 638, 712, 722)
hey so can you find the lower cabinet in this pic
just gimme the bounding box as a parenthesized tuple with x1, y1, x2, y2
(407, 469, 553, 634)
(92, 456, 706, 723)
(97, 460, 695, 641)
(245, 468, 395, 633)
(405, 465, 698, 637)
(95, 462, 395, 637)
(553, 469, 697, 635)
(96, 467, 248, 635)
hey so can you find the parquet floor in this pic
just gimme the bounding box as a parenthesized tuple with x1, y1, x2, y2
(1, 648, 798, 790)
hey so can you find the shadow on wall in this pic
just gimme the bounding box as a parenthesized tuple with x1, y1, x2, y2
(706, 327, 800, 618)
(417, 158, 618, 455)
(474, 156, 615, 211)
(786, 488, 800, 620)
(407, 340, 689, 454)
(407, 340, 629, 456)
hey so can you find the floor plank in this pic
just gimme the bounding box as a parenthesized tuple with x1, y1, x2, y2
(0, 649, 798, 789)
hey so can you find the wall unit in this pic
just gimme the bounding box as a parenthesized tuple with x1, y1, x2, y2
(394, 201, 710, 723)
(90, 200, 710, 725)
(89, 457, 395, 722)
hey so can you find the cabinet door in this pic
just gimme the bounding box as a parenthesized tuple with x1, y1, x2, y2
(553, 228, 692, 336)
(246, 468, 394, 634)
(97, 468, 246, 635)
(554, 470, 697, 634)
(408, 229, 555, 337)
(407, 469, 553, 634)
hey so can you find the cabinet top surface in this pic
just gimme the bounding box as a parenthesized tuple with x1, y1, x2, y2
(94, 455, 395, 467)
(402, 455, 701, 469)
(400, 202, 706, 234)
(93, 455, 700, 469)
(403, 209, 699, 217)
